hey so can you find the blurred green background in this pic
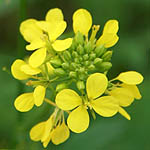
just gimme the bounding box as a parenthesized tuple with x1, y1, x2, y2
(0, 0, 150, 149)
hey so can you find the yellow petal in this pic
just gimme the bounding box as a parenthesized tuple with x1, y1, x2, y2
(73, 9, 92, 36)
(122, 84, 142, 100)
(117, 71, 144, 85)
(20, 19, 43, 43)
(56, 89, 82, 110)
(36, 21, 50, 32)
(43, 132, 53, 148)
(33, 85, 46, 106)
(51, 122, 70, 145)
(11, 59, 30, 80)
(86, 73, 108, 100)
(96, 34, 119, 48)
(103, 20, 119, 34)
(109, 88, 134, 107)
(91, 96, 118, 117)
(21, 64, 41, 75)
(14, 93, 34, 112)
(26, 38, 45, 51)
(30, 122, 45, 141)
(29, 48, 47, 68)
(47, 62, 54, 75)
(46, 8, 64, 22)
(48, 21, 67, 41)
(67, 106, 89, 133)
(118, 107, 131, 120)
(41, 114, 54, 142)
(52, 38, 72, 51)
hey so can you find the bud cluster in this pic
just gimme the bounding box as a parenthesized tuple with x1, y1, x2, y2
(50, 32, 112, 90)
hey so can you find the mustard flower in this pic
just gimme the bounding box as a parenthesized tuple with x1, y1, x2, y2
(20, 8, 72, 68)
(56, 73, 118, 133)
(30, 111, 70, 147)
(109, 71, 143, 120)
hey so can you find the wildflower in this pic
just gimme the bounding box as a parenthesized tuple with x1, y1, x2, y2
(96, 20, 119, 48)
(11, 59, 41, 80)
(56, 73, 118, 133)
(109, 71, 143, 120)
(30, 110, 70, 147)
(20, 8, 72, 68)
(14, 85, 46, 112)
(73, 8, 92, 37)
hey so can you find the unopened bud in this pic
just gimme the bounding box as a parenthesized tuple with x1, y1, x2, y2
(84, 61, 90, 66)
(77, 44, 84, 55)
(72, 51, 78, 58)
(69, 71, 77, 78)
(76, 80, 85, 90)
(62, 62, 69, 70)
(56, 83, 68, 92)
(101, 51, 113, 62)
(95, 45, 106, 57)
(93, 58, 103, 67)
(50, 57, 62, 68)
(63, 51, 72, 61)
(83, 54, 89, 61)
(98, 62, 112, 72)
(70, 63, 77, 70)
(75, 32, 84, 45)
(85, 41, 93, 53)
(54, 68, 66, 76)
(74, 58, 79, 63)
(88, 64, 96, 71)
(89, 53, 96, 60)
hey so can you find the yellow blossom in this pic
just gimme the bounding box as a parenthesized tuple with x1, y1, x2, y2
(56, 73, 118, 133)
(96, 20, 119, 48)
(20, 8, 72, 68)
(11, 59, 41, 80)
(30, 113, 70, 147)
(14, 85, 46, 112)
(109, 71, 143, 120)
(73, 8, 92, 36)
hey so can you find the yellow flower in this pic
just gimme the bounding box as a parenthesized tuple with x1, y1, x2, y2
(20, 8, 72, 68)
(11, 59, 41, 80)
(96, 20, 119, 48)
(109, 71, 143, 120)
(73, 8, 92, 37)
(56, 73, 118, 133)
(14, 85, 46, 112)
(30, 113, 70, 147)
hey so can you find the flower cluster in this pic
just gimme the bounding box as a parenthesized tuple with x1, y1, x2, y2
(11, 8, 143, 147)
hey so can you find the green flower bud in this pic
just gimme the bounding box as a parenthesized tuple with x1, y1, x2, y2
(69, 71, 77, 78)
(50, 57, 62, 68)
(63, 51, 72, 61)
(89, 53, 96, 60)
(95, 45, 106, 57)
(83, 54, 89, 61)
(93, 58, 103, 67)
(56, 83, 68, 92)
(79, 73, 86, 80)
(76, 80, 85, 90)
(74, 58, 79, 63)
(84, 61, 90, 66)
(98, 62, 112, 72)
(77, 44, 84, 55)
(75, 32, 84, 45)
(62, 62, 69, 70)
(84, 41, 93, 53)
(70, 62, 77, 70)
(72, 51, 78, 58)
(78, 67, 85, 74)
(79, 57, 83, 62)
(101, 51, 113, 62)
(54, 68, 66, 76)
(88, 64, 96, 71)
